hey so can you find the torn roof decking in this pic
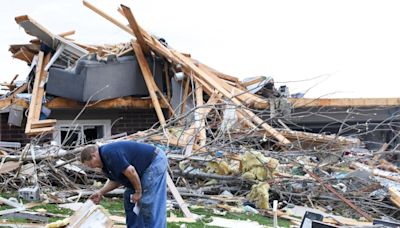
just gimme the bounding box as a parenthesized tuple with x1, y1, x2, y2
(14, 15, 88, 67)
(0, 97, 166, 110)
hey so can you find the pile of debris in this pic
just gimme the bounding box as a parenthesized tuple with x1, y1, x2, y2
(1, 1, 400, 227)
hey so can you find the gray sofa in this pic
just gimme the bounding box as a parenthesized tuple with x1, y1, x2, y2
(46, 55, 164, 102)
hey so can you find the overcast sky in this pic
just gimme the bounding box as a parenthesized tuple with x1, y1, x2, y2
(1, 0, 399, 98)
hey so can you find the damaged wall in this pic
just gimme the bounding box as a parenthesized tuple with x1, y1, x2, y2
(1, 108, 164, 145)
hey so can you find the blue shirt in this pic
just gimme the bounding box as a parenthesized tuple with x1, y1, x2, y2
(99, 141, 156, 188)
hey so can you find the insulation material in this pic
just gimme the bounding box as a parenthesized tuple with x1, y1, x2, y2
(206, 160, 231, 175)
(45, 218, 70, 228)
(241, 150, 279, 181)
(247, 182, 270, 209)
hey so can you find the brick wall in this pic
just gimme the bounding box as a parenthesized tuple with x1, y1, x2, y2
(0, 109, 162, 145)
(111, 109, 161, 135)
(0, 113, 30, 144)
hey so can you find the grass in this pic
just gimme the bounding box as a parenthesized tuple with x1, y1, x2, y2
(100, 197, 125, 216)
(166, 206, 291, 228)
(0, 193, 291, 227)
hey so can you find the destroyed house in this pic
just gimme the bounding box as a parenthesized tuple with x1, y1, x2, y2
(1, 3, 400, 225)
(1, 13, 400, 150)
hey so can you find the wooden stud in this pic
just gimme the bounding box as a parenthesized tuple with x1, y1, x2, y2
(26, 127, 55, 136)
(24, 52, 56, 135)
(180, 77, 190, 116)
(30, 119, 57, 129)
(12, 47, 34, 64)
(132, 41, 166, 126)
(121, 5, 175, 116)
(195, 81, 206, 147)
(120, 5, 150, 54)
(25, 51, 44, 134)
(166, 173, 194, 219)
(288, 98, 400, 108)
(240, 76, 265, 87)
(46, 97, 165, 109)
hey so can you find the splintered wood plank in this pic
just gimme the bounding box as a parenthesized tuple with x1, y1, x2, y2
(180, 77, 190, 116)
(240, 76, 265, 87)
(25, 51, 56, 135)
(25, 51, 44, 134)
(166, 173, 194, 219)
(82, 1, 178, 63)
(83, 1, 132, 34)
(30, 119, 57, 129)
(121, 4, 150, 53)
(289, 98, 400, 107)
(32, 52, 51, 121)
(164, 64, 172, 101)
(0, 161, 22, 174)
(121, 5, 175, 116)
(46, 97, 165, 109)
(26, 126, 55, 136)
(198, 65, 268, 108)
(132, 41, 166, 126)
(389, 187, 400, 208)
(181, 92, 221, 150)
(12, 47, 34, 64)
(0, 98, 28, 109)
(197, 63, 239, 83)
(195, 82, 206, 147)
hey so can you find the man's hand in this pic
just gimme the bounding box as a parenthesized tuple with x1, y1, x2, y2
(90, 191, 103, 204)
(131, 191, 142, 203)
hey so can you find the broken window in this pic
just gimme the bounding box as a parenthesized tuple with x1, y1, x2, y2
(53, 120, 111, 148)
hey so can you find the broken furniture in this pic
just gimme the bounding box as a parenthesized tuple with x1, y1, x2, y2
(46, 54, 165, 102)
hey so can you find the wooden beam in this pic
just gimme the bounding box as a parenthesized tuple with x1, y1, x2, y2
(389, 187, 400, 208)
(171, 51, 291, 145)
(240, 76, 265, 87)
(166, 173, 194, 219)
(197, 65, 268, 108)
(26, 126, 55, 136)
(45, 97, 165, 109)
(180, 77, 190, 116)
(25, 51, 44, 134)
(132, 41, 166, 126)
(195, 82, 206, 147)
(121, 5, 175, 116)
(32, 53, 51, 120)
(197, 63, 239, 83)
(120, 4, 150, 54)
(0, 98, 28, 109)
(12, 47, 34, 64)
(24, 52, 56, 136)
(181, 92, 221, 150)
(164, 64, 171, 101)
(83, 1, 133, 35)
(58, 30, 75, 37)
(82, 0, 181, 65)
(289, 98, 400, 108)
(30, 119, 57, 129)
